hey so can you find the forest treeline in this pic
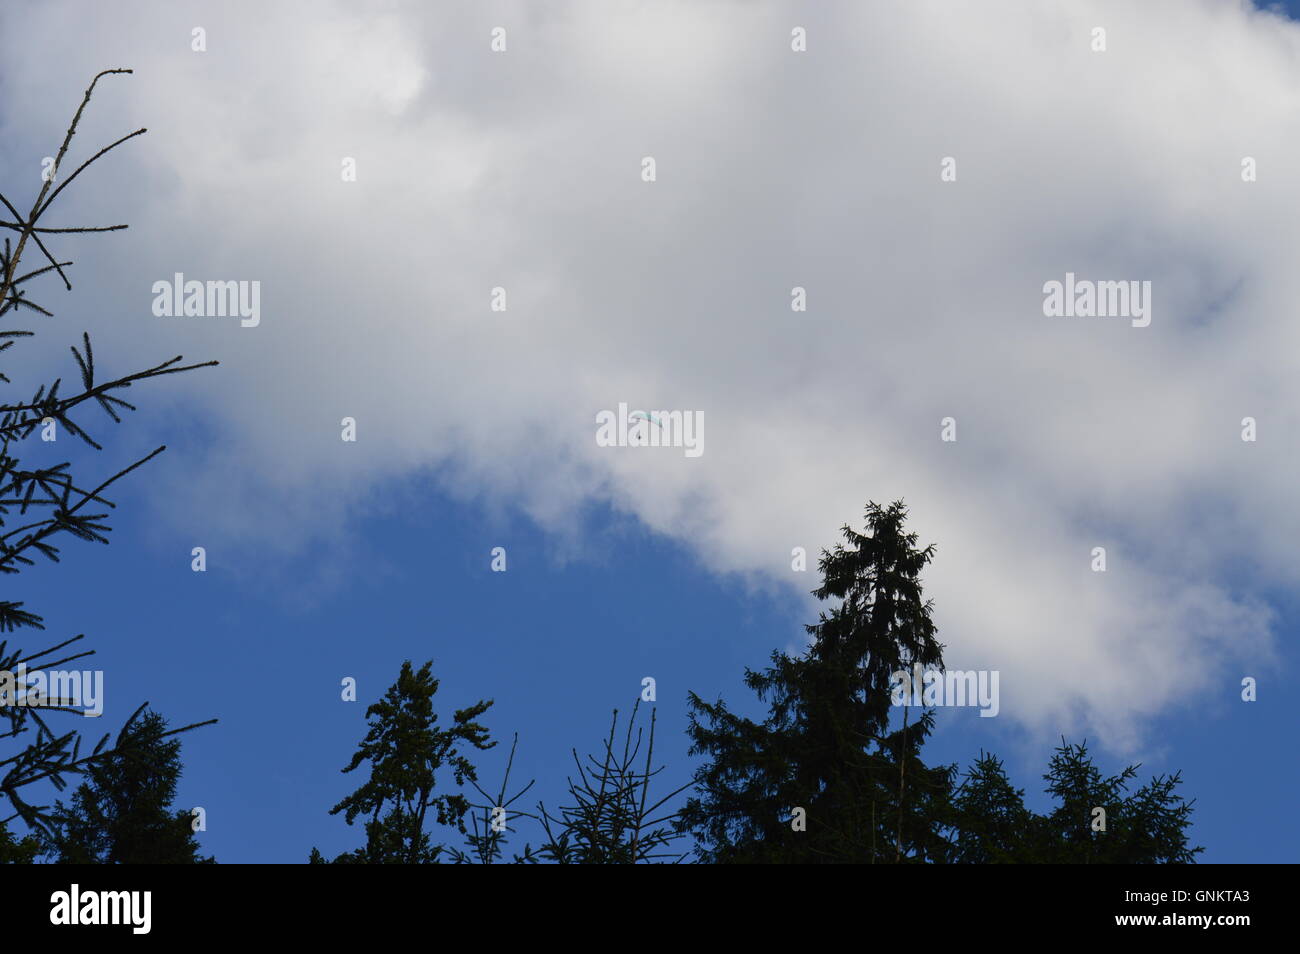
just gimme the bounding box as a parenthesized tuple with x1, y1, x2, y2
(2, 500, 1203, 865)
(300, 501, 1201, 865)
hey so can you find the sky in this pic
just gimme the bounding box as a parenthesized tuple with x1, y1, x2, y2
(2, 0, 1297, 862)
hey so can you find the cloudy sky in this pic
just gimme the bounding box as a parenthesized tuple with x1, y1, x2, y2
(3, 0, 1296, 861)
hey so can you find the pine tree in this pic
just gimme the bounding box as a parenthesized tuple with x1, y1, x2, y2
(679, 501, 947, 862)
(445, 732, 537, 864)
(1, 69, 215, 844)
(41, 708, 213, 863)
(950, 751, 1034, 863)
(680, 501, 1205, 864)
(1029, 739, 1202, 864)
(534, 700, 689, 864)
(948, 742, 1203, 864)
(315, 660, 495, 863)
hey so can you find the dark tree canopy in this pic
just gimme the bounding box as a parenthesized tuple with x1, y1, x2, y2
(315, 660, 495, 864)
(680, 501, 946, 862)
(679, 500, 1203, 864)
(0, 818, 38, 864)
(42, 708, 213, 864)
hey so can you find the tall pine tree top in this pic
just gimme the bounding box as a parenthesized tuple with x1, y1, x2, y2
(318, 660, 495, 864)
(681, 501, 945, 862)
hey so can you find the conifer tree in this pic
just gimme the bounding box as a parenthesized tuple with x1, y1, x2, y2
(315, 660, 495, 864)
(679, 500, 946, 862)
(950, 751, 1035, 863)
(679, 502, 1204, 864)
(1, 69, 215, 845)
(446, 732, 537, 864)
(1029, 740, 1202, 864)
(41, 708, 213, 863)
(0, 818, 38, 863)
(535, 700, 689, 864)
(949, 741, 1202, 863)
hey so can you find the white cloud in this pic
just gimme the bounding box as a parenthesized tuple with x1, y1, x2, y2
(2, 0, 1292, 750)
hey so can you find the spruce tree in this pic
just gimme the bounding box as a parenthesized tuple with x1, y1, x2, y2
(1029, 739, 1202, 864)
(315, 660, 495, 864)
(679, 500, 947, 862)
(950, 751, 1034, 863)
(445, 733, 537, 865)
(1, 69, 215, 845)
(534, 700, 690, 864)
(680, 501, 1206, 864)
(948, 742, 1202, 864)
(41, 707, 213, 863)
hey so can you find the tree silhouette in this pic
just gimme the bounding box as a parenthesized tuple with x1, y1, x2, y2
(314, 660, 495, 864)
(534, 700, 690, 864)
(1031, 739, 1201, 863)
(679, 501, 945, 862)
(678, 501, 1203, 864)
(947, 741, 1202, 863)
(950, 751, 1033, 863)
(0, 69, 215, 847)
(40, 708, 213, 863)
(446, 732, 537, 864)
(0, 817, 38, 863)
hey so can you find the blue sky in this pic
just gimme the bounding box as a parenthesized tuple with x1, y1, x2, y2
(16, 439, 1297, 862)
(4, 0, 1299, 862)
